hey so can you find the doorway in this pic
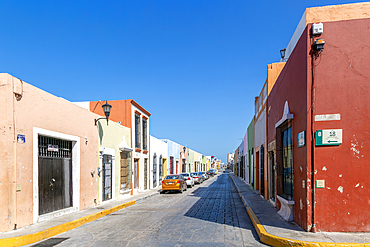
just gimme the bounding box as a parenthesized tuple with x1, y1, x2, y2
(134, 159, 139, 189)
(153, 153, 157, 188)
(144, 158, 148, 190)
(256, 151, 260, 192)
(102, 154, 112, 201)
(170, 157, 174, 174)
(38, 136, 73, 215)
(260, 146, 265, 197)
(269, 151, 276, 202)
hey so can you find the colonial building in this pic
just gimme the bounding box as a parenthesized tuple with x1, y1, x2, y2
(0, 74, 99, 232)
(267, 2, 370, 232)
(89, 100, 151, 195)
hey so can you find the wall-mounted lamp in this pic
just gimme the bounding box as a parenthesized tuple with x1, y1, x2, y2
(280, 48, 286, 60)
(313, 39, 325, 51)
(94, 101, 112, 126)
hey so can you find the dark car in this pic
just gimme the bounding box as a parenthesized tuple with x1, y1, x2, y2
(206, 169, 215, 176)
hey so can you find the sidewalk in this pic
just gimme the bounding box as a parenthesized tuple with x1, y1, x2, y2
(0, 187, 161, 247)
(229, 173, 370, 246)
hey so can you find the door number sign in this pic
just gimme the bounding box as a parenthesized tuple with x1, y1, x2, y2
(315, 129, 342, 146)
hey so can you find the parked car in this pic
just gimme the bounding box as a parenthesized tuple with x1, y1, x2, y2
(161, 174, 187, 193)
(201, 171, 209, 180)
(190, 172, 202, 184)
(180, 173, 195, 188)
(206, 169, 215, 177)
(198, 172, 205, 183)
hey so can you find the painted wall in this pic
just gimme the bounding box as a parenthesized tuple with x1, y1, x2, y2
(202, 155, 206, 171)
(0, 73, 98, 232)
(179, 145, 188, 173)
(234, 148, 239, 176)
(90, 100, 151, 193)
(97, 119, 131, 202)
(188, 149, 194, 172)
(150, 136, 168, 187)
(243, 130, 249, 183)
(310, 17, 370, 232)
(238, 141, 244, 179)
(268, 2, 370, 231)
(131, 104, 151, 192)
(268, 26, 309, 230)
(254, 108, 266, 196)
(161, 139, 180, 174)
(247, 117, 255, 188)
(194, 151, 200, 171)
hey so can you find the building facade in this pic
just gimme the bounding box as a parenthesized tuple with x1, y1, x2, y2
(0, 74, 99, 232)
(267, 2, 370, 232)
(90, 100, 151, 194)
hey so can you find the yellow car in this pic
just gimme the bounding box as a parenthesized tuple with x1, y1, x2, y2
(161, 174, 187, 193)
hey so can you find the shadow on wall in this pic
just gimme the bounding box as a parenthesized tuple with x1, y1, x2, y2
(98, 121, 104, 145)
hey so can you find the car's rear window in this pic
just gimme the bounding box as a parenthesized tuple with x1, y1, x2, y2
(190, 173, 197, 176)
(180, 173, 189, 177)
(165, 175, 179, 180)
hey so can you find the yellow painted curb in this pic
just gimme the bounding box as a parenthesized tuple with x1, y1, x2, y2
(0, 200, 135, 247)
(229, 174, 370, 247)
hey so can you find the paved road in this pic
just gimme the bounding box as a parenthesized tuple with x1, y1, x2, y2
(29, 174, 267, 247)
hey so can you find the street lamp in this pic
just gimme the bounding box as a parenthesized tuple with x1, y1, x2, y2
(280, 48, 286, 61)
(95, 101, 112, 126)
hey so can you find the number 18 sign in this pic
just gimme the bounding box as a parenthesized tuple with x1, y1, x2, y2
(315, 129, 342, 146)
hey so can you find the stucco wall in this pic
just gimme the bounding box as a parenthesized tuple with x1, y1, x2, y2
(247, 117, 255, 188)
(150, 136, 168, 187)
(97, 120, 131, 202)
(267, 26, 309, 230)
(0, 73, 99, 232)
(311, 18, 370, 232)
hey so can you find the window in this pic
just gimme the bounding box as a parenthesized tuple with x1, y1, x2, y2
(159, 155, 163, 183)
(120, 152, 131, 190)
(142, 118, 148, 150)
(135, 114, 141, 149)
(282, 125, 293, 200)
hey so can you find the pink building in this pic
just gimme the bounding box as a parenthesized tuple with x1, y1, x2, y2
(0, 73, 99, 232)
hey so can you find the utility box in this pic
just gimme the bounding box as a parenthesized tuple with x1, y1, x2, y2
(312, 23, 323, 35)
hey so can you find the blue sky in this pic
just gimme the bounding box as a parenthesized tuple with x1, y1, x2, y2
(0, 0, 360, 162)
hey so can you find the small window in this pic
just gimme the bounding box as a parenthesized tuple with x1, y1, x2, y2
(142, 118, 148, 150)
(135, 114, 141, 149)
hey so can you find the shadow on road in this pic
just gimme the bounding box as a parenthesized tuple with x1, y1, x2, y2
(183, 173, 261, 242)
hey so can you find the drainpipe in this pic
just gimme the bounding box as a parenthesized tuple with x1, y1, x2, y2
(310, 33, 317, 233)
(12, 77, 17, 230)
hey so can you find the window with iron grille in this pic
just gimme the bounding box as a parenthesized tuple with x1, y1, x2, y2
(142, 118, 147, 150)
(120, 152, 131, 190)
(135, 114, 141, 149)
(159, 155, 163, 183)
(38, 135, 72, 158)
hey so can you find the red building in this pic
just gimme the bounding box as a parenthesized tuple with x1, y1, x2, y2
(267, 2, 370, 232)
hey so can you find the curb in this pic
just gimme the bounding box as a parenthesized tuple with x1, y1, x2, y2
(229, 174, 370, 247)
(0, 192, 159, 247)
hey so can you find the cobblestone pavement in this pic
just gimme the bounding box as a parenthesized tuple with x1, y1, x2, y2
(28, 174, 267, 247)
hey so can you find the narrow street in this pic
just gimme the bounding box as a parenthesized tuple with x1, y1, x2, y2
(29, 174, 267, 247)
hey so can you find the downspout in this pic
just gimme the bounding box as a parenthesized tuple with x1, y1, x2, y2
(310, 32, 317, 233)
(12, 77, 19, 230)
